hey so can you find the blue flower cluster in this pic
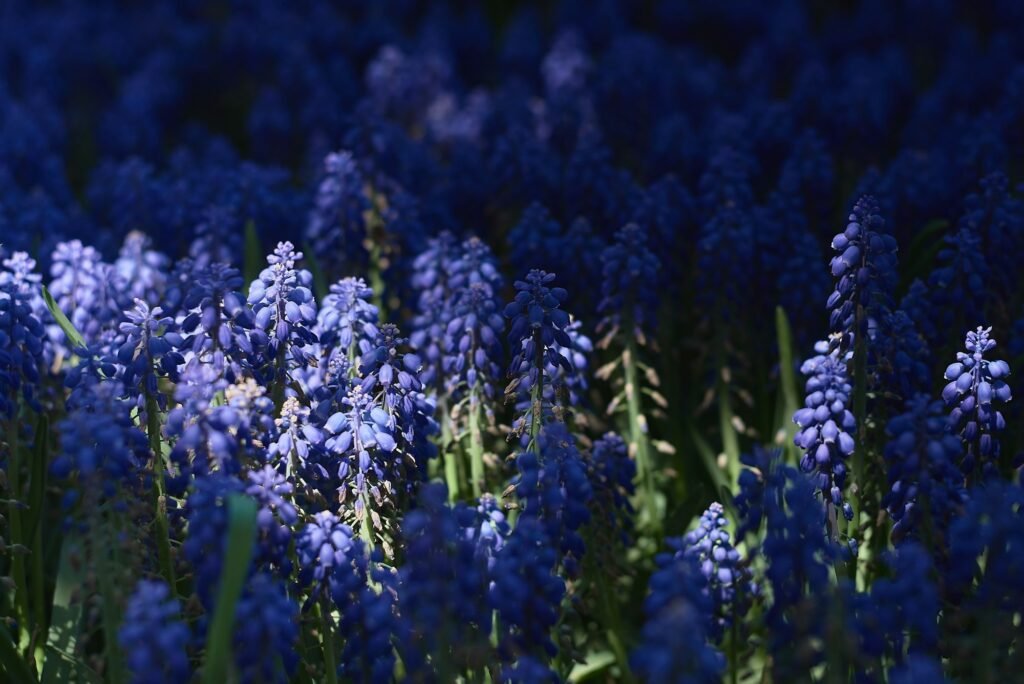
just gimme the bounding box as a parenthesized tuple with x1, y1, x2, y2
(793, 342, 856, 525)
(8, 2, 1024, 682)
(942, 326, 1012, 479)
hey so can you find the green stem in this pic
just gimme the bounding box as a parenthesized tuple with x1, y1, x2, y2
(715, 342, 741, 487)
(359, 493, 377, 550)
(6, 415, 31, 661)
(145, 392, 177, 593)
(529, 331, 544, 455)
(849, 304, 869, 566)
(596, 581, 634, 684)
(368, 243, 386, 319)
(317, 601, 338, 684)
(440, 397, 461, 502)
(97, 515, 125, 684)
(623, 340, 657, 529)
(468, 389, 485, 499)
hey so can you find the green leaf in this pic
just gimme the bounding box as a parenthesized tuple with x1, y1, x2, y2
(25, 414, 48, 542)
(41, 536, 82, 684)
(0, 623, 36, 684)
(302, 241, 329, 300)
(775, 306, 800, 464)
(688, 421, 731, 496)
(243, 220, 263, 287)
(569, 650, 617, 682)
(41, 286, 85, 350)
(900, 218, 948, 292)
(202, 495, 258, 684)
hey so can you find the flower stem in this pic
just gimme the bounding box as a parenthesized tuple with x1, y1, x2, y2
(5, 414, 31, 661)
(624, 340, 658, 531)
(145, 391, 177, 593)
(468, 388, 485, 499)
(317, 601, 338, 684)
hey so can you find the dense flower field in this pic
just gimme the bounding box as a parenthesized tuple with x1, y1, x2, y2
(2, 1, 1024, 682)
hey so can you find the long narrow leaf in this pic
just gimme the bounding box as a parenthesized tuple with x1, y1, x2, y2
(243, 220, 263, 286)
(202, 495, 258, 684)
(40, 535, 82, 684)
(775, 306, 800, 463)
(0, 623, 35, 684)
(303, 241, 329, 300)
(41, 286, 85, 350)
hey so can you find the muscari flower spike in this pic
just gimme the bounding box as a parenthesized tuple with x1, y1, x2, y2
(248, 241, 318, 381)
(793, 341, 856, 524)
(119, 580, 191, 684)
(631, 549, 724, 684)
(0, 278, 47, 416)
(941, 326, 1011, 479)
(883, 394, 966, 544)
(827, 195, 898, 353)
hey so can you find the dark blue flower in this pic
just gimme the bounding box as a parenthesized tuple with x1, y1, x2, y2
(248, 241, 319, 385)
(295, 510, 356, 601)
(231, 573, 299, 684)
(397, 484, 492, 677)
(941, 326, 1011, 479)
(114, 231, 170, 306)
(504, 270, 574, 434)
(677, 502, 753, 638)
(116, 299, 185, 411)
(513, 422, 592, 575)
(178, 262, 256, 378)
(119, 580, 191, 684)
(489, 516, 565, 661)
(0, 279, 47, 416)
(793, 342, 856, 525)
(50, 383, 149, 500)
(49, 240, 128, 349)
(631, 551, 724, 684)
(305, 151, 370, 278)
(330, 542, 399, 682)
(598, 223, 661, 336)
(883, 394, 966, 544)
(826, 196, 898, 354)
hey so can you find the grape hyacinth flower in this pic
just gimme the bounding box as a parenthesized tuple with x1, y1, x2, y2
(861, 543, 940, 660)
(586, 432, 636, 549)
(315, 277, 379, 371)
(631, 551, 724, 684)
(248, 241, 318, 397)
(883, 395, 966, 544)
(489, 516, 565, 662)
(114, 230, 170, 306)
(231, 573, 299, 684)
(177, 262, 255, 378)
(245, 465, 298, 575)
(330, 542, 399, 682)
(0, 279, 46, 416)
(49, 240, 127, 348)
(827, 196, 898, 353)
(941, 326, 1011, 479)
(678, 502, 752, 638)
(305, 151, 370, 277)
(50, 382, 150, 501)
(513, 422, 592, 575)
(409, 231, 459, 392)
(295, 511, 356, 602)
(598, 222, 661, 337)
(116, 299, 185, 413)
(793, 341, 856, 529)
(182, 475, 286, 608)
(397, 484, 492, 678)
(504, 270, 574, 442)
(119, 580, 191, 684)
